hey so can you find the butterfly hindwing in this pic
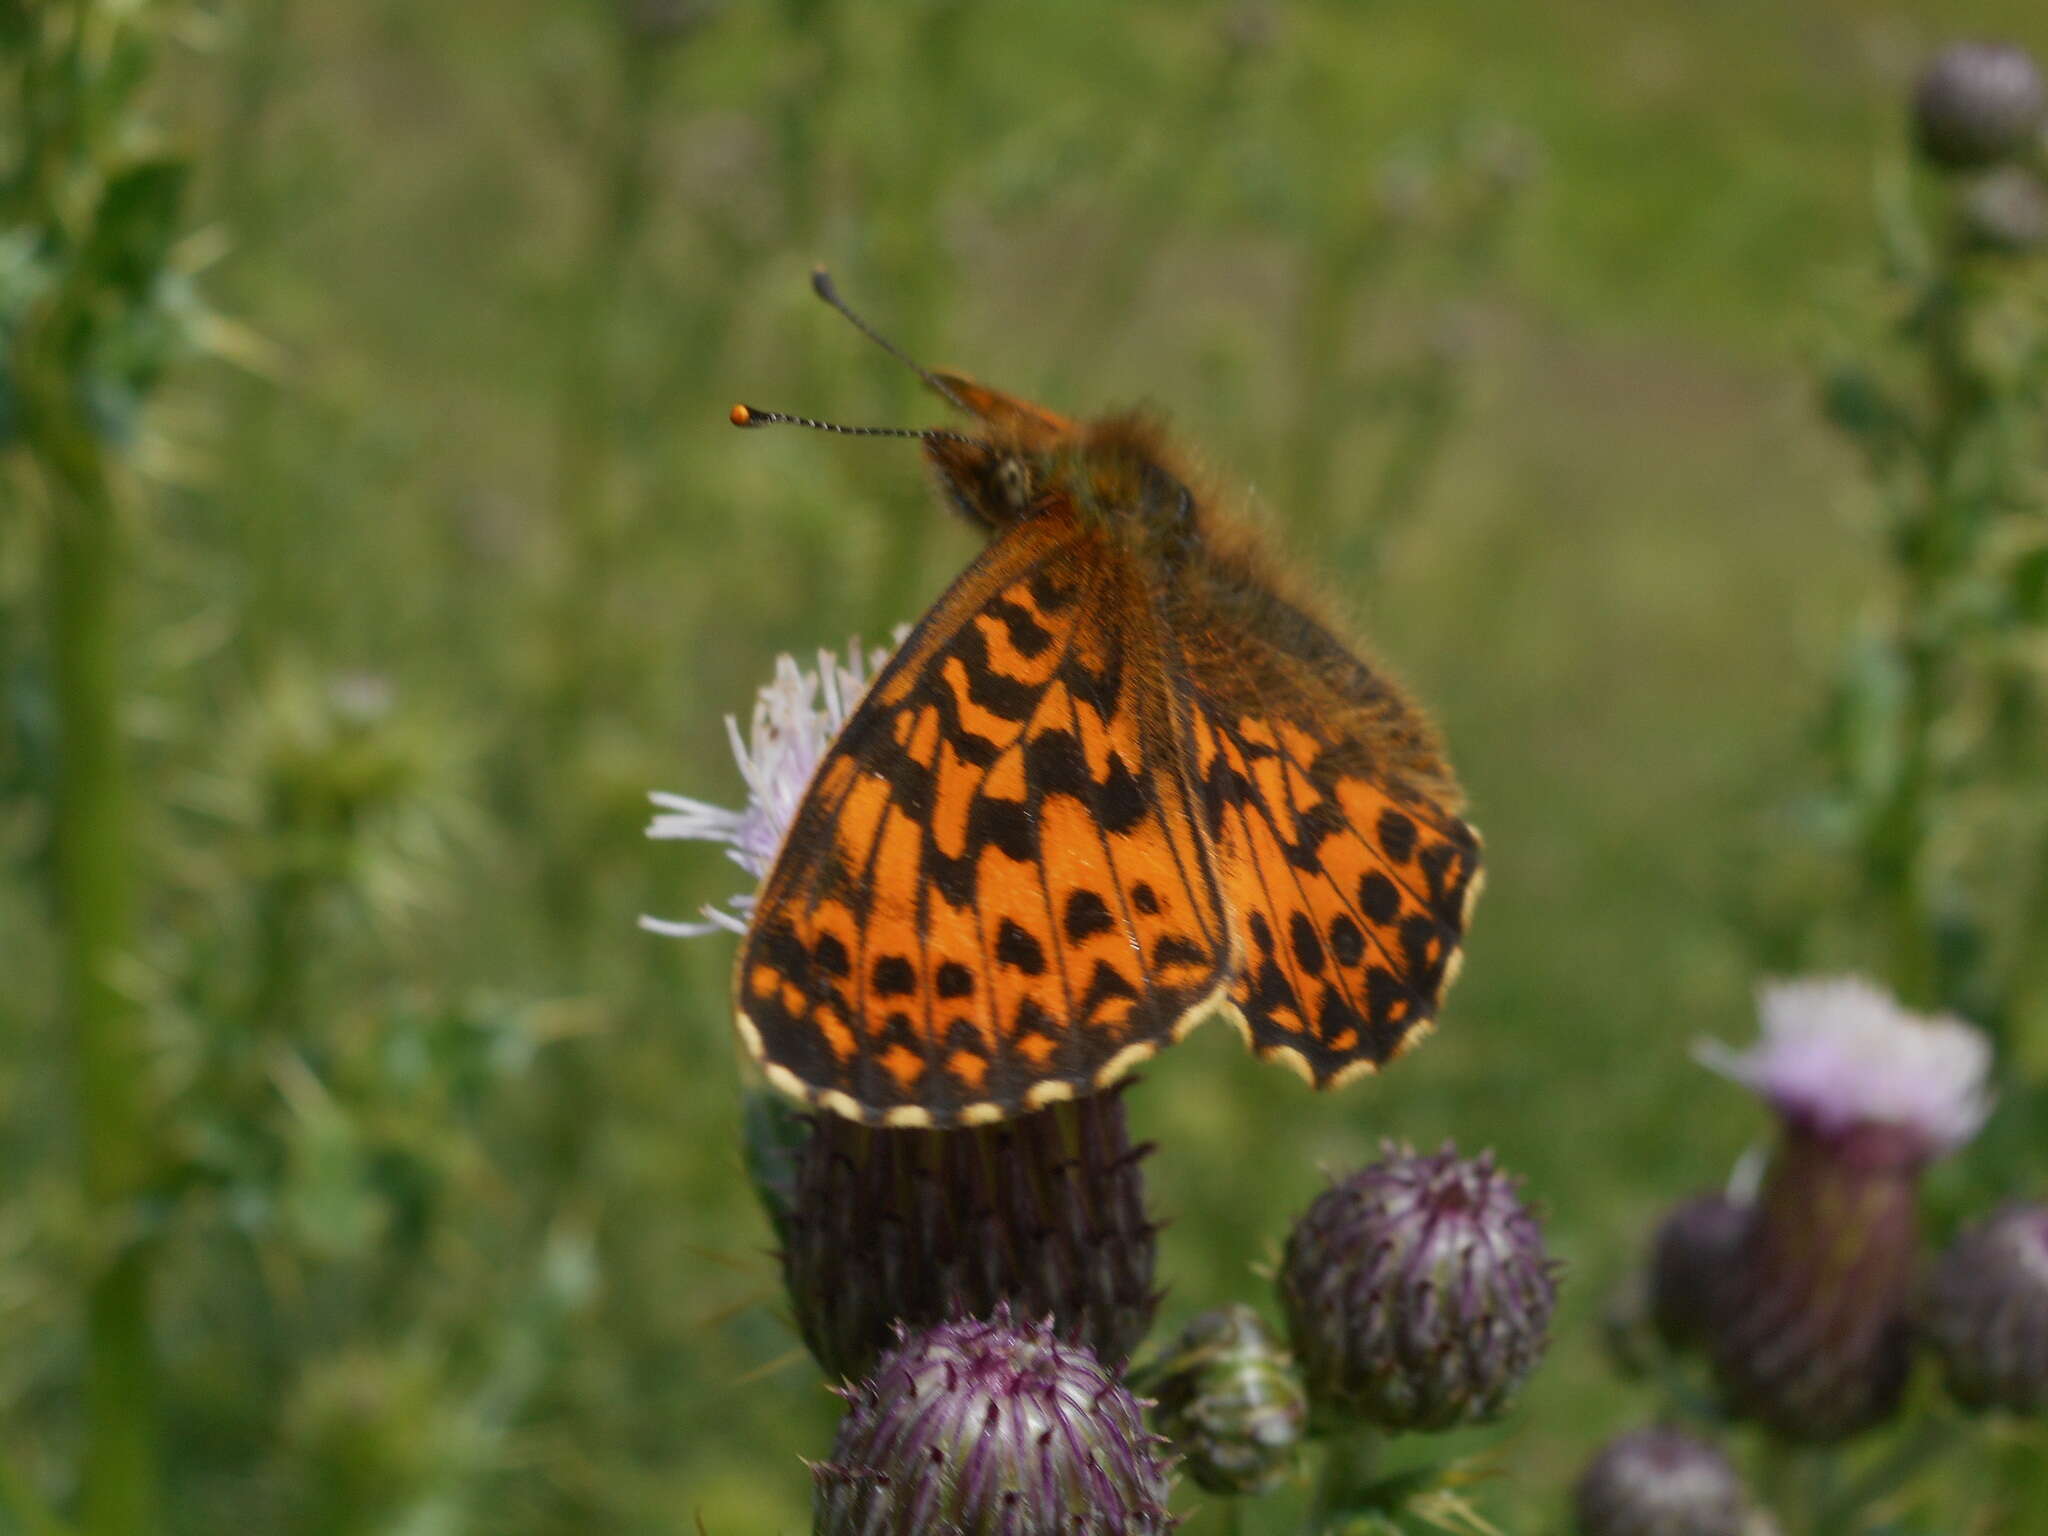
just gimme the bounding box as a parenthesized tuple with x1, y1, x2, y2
(1176, 571, 1482, 1087)
(739, 510, 1232, 1126)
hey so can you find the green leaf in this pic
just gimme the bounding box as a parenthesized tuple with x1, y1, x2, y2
(81, 156, 189, 300)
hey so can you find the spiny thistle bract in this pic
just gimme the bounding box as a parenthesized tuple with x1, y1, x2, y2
(1571, 1426, 1749, 1536)
(813, 1310, 1176, 1536)
(1924, 1202, 2048, 1415)
(1135, 1305, 1307, 1496)
(1912, 40, 2047, 171)
(1696, 977, 1991, 1441)
(1277, 1141, 1557, 1433)
(781, 1088, 1160, 1384)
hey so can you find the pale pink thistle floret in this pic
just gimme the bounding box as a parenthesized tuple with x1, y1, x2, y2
(640, 634, 898, 937)
(1695, 976, 1992, 1159)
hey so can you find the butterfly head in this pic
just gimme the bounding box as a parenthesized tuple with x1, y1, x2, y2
(925, 379, 1197, 550)
(919, 374, 1071, 530)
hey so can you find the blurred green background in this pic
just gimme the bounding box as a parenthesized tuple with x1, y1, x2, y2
(8, 1, 2048, 1531)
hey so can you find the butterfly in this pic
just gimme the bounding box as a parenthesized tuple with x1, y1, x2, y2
(728, 272, 1482, 1128)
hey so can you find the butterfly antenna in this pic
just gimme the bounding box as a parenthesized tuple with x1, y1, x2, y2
(809, 267, 972, 413)
(727, 403, 971, 442)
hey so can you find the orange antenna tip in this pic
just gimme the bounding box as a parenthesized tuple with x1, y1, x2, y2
(729, 403, 754, 427)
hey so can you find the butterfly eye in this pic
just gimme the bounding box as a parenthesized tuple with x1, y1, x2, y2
(997, 456, 1033, 508)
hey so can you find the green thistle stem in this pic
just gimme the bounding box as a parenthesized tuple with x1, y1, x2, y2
(30, 322, 155, 1536)
(1857, 228, 2013, 1018)
(1876, 261, 1975, 1011)
(1307, 1425, 1383, 1532)
(13, 8, 192, 1529)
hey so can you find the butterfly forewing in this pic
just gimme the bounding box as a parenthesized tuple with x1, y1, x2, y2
(739, 510, 1232, 1126)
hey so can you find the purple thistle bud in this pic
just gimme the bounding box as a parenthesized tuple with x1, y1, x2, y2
(1277, 1142, 1558, 1433)
(1572, 1427, 1748, 1536)
(813, 1310, 1176, 1536)
(1648, 1194, 1750, 1355)
(1135, 1305, 1307, 1496)
(1697, 978, 1993, 1441)
(782, 1089, 1160, 1384)
(1924, 1202, 2048, 1415)
(1913, 41, 2047, 171)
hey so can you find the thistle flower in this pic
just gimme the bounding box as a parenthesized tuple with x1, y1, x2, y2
(641, 636, 893, 938)
(1277, 1142, 1558, 1433)
(1647, 1193, 1751, 1355)
(782, 1087, 1159, 1384)
(1696, 977, 1992, 1441)
(1924, 1202, 2048, 1415)
(1572, 1427, 1748, 1536)
(1135, 1305, 1306, 1496)
(1913, 41, 2047, 171)
(813, 1310, 1176, 1536)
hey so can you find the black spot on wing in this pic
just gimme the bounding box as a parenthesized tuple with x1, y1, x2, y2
(1095, 755, 1149, 835)
(1376, 808, 1418, 865)
(813, 933, 850, 978)
(995, 918, 1047, 975)
(1288, 912, 1326, 976)
(871, 954, 916, 997)
(1064, 888, 1115, 942)
(1357, 872, 1401, 925)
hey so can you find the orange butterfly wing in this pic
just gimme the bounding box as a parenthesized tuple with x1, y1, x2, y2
(1176, 576, 1482, 1087)
(738, 507, 1232, 1126)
